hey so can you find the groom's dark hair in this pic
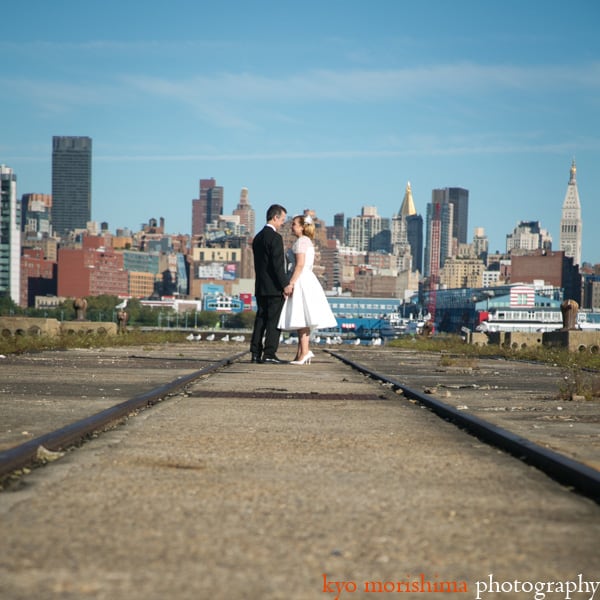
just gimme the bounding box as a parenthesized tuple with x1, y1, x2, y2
(266, 204, 287, 222)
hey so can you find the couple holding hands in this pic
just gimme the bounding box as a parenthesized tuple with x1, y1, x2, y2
(249, 204, 337, 365)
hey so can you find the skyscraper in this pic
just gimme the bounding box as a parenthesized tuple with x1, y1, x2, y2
(192, 178, 224, 239)
(0, 165, 21, 304)
(390, 181, 423, 273)
(446, 187, 469, 245)
(424, 190, 455, 278)
(391, 182, 416, 271)
(406, 214, 424, 274)
(51, 136, 92, 235)
(559, 160, 582, 267)
(346, 206, 386, 252)
(232, 187, 255, 236)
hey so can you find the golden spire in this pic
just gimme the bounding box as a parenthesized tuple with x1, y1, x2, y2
(400, 181, 417, 217)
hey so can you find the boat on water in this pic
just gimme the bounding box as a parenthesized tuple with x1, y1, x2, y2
(476, 308, 600, 333)
(379, 314, 424, 338)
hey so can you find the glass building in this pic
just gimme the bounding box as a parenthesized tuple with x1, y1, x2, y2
(51, 136, 92, 234)
(0, 165, 21, 304)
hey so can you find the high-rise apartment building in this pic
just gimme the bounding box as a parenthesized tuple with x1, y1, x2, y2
(192, 178, 224, 239)
(21, 193, 52, 239)
(559, 160, 582, 267)
(232, 187, 255, 236)
(346, 206, 385, 252)
(0, 165, 21, 304)
(51, 136, 92, 234)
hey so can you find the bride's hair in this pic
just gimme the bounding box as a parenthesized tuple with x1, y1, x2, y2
(295, 215, 316, 240)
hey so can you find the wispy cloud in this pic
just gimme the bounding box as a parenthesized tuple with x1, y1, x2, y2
(6, 78, 126, 115)
(95, 136, 599, 162)
(123, 61, 600, 104)
(8, 60, 600, 129)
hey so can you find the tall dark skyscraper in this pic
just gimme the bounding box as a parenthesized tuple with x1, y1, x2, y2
(51, 136, 92, 234)
(192, 178, 224, 238)
(406, 214, 423, 274)
(333, 213, 345, 242)
(446, 187, 469, 244)
(424, 187, 469, 277)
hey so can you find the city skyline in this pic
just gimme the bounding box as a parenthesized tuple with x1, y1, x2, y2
(2, 1, 599, 263)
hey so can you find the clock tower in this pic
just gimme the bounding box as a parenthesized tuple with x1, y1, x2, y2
(559, 160, 582, 267)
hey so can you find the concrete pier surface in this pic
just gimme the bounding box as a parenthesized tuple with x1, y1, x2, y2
(0, 344, 599, 600)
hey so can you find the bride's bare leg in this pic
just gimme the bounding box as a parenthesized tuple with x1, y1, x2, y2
(295, 328, 309, 360)
(297, 328, 310, 359)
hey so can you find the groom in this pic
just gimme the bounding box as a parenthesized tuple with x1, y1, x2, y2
(249, 204, 294, 364)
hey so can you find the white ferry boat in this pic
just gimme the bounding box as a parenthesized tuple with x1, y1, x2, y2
(476, 308, 600, 333)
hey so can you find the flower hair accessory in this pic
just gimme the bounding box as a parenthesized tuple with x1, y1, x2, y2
(304, 215, 313, 225)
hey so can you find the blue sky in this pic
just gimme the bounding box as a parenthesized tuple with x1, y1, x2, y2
(3, 0, 600, 263)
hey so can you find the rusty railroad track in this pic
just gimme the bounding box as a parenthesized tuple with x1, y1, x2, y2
(1, 348, 599, 503)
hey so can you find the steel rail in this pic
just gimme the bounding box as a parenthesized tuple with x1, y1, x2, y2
(0, 351, 247, 480)
(328, 350, 600, 503)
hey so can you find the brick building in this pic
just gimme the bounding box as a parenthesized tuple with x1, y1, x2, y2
(57, 236, 128, 298)
(440, 257, 485, 289)
(510, 250, 581, 304)
(20, 248, 56, 307)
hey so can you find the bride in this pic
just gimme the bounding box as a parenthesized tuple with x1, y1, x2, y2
(278, 214, 337, 364)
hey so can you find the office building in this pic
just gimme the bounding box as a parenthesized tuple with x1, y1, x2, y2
(559, 160, 582, 267)
(51, 136, 92, 234)
(446, 187, 469, 244)
(424, 191, 454, 278)
(192, 178, 224, 239)
(0, 165, 21, 304)
(506, 221, 552, 253)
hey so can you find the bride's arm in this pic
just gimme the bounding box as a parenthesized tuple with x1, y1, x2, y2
(288, 251, 306, 289)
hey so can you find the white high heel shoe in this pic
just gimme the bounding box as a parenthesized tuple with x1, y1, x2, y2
(291, 351, 314, 365)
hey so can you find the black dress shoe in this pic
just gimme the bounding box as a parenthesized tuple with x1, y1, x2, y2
(261, 356, 287, 364)
(250, 354, 261, 363)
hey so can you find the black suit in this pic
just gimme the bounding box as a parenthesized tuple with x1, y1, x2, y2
(250, 224, 288, 360)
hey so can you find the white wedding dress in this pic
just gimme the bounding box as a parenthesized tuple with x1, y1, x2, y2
(278, 236, 337, 331)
